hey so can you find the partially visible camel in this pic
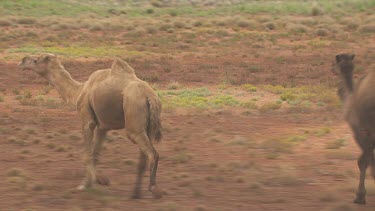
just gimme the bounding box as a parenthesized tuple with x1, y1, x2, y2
(18, 54, 163, 199)
(332, 53, 375, 204)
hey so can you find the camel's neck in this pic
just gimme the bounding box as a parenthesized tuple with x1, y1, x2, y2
(45, 64, 83, 107)
(338, 65, 354, 103)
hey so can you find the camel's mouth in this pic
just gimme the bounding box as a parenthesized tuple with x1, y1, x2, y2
(19, 66, 29, 71)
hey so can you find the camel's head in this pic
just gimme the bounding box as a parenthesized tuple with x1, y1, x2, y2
(332, 53, 355, 76)
(18, 53, 59, 76)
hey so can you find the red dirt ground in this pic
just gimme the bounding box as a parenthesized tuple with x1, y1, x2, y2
(1, 59, 375, 211)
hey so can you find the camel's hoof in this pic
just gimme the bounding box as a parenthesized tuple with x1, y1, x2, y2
(354, 197, 366, 204)
(96, 175, 110, 186)
(150, 186, 163, 199)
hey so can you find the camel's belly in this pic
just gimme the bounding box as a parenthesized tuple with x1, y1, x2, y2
(90, 87, 125, 130)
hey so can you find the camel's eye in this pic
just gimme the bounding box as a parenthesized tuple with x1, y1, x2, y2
(33, 59, 37, 63)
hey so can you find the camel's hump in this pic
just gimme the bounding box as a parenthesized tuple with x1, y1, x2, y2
(111, 58, 135, 75)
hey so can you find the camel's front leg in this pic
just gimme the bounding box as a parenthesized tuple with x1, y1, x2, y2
(77, 120, 107, 190)
(77, 120, 95, 190)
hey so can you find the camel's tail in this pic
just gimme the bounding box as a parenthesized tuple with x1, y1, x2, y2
(146, 96, 162, 143)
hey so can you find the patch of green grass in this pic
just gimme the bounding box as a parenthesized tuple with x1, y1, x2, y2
(2, 0, 372, 19)
(158, 88, 239, 109)
(0, 0, 107, 17)
(263, 85, 339, 108)
(210, 95, 239, 108)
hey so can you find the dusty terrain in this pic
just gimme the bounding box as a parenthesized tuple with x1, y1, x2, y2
(1, 0, 375, 210)
(1, 56, 375, 211)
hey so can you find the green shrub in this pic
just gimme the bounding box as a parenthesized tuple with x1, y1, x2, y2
(260, 102, 281, 112)
(241, 101, 257, 109)
(241, 84, 257, 92)
(146, 8, 154, 14)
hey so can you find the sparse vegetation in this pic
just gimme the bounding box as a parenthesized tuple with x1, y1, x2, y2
(6, 168, 26, 177)
(167, 81, 182, 90)
(315, 127, 331, 136)
(169, 152, 191, 164)
(1, 0, 374, 209)
(326, 139, 347, 149)
(259, 102, 282, 112)
(241, 84, 257, 92)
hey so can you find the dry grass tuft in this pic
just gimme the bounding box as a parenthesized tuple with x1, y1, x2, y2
(167, 81, 182, 90)
(315, 28, 329, 36)
(6, 168, 26, 177)
(287, 24, 309, 34)
(0, 19, 12, 26)
(326, 139, 347, 149)
(16, 17, 36, 25)
(360, 24, 375, 33)
(259, 102, 282, 112)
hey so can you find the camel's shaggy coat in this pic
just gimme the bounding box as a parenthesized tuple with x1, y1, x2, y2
(333, 53, 375, 204)
(18, 54, 163, 199)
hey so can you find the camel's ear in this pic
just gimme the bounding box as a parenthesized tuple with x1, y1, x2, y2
(350, 54, 355, 60)
(335, 54, 341, 63)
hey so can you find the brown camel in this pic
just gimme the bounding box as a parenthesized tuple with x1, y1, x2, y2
(332, 53, 375, 204)
(18, 53, 163, 199)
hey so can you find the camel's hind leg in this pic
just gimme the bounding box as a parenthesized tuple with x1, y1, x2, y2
(127, 132, 162, 199)
(132, 150, 147, 199)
